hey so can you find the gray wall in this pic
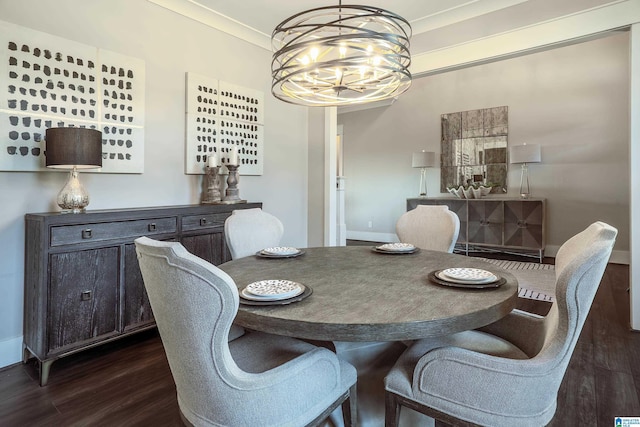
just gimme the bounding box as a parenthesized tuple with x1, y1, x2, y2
(340, 32, 630, 258)
(0, 0, 309, 367)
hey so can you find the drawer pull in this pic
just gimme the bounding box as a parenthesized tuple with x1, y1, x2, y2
(517, 220, 528, 228)
(200, 218, 208, 226)
(148, 223, 157, 232)
(81, 290, 92, 301)
(81, 229, 93, 239)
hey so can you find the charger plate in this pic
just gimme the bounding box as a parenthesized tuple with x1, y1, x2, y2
(239, 285, 313, 306)
(428, 270, 505, 289)
(256, 248, 305, 258)
(372, 243, 420, 255)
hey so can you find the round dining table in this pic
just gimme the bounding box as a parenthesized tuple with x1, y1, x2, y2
(218, 246, 518, 342)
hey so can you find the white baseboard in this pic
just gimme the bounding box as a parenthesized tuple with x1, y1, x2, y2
(346, 230, 398, 243)
(0, 335, 23, 369)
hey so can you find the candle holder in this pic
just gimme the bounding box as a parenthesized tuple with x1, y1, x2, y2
(221, 164, 246, 204)
(202, 166, 222, 204)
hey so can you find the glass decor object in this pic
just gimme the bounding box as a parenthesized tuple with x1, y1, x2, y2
(412, 150, 436, 197)
(271, 1, 412, 107)
(45, 127, 102, 213)
(509, 143, 541, 199)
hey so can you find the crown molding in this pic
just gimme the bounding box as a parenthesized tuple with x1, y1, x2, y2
(411, 0, 640, 76)
(147, 0, 271, 50)
(411, 0, 528, 34)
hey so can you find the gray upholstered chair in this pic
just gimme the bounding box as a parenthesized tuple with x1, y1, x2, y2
(384, 221, 617, 427)
(224, 208, 284, 259)
(395, 205, 460, 253)
(134, 237, 357, 427)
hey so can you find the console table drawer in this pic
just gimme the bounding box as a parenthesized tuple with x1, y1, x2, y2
(50, 217, 177, 246)
(182, 212, 230, 231)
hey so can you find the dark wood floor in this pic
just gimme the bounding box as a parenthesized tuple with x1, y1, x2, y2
(1, 262, 638, 426)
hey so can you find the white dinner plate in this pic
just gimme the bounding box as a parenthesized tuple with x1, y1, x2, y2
(242, 280, 305, 301)
(438, 268, 498, 284)
(260, 246, 301, 256)
(375, 243, 416, 252)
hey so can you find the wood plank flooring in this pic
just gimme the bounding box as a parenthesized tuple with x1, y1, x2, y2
(0, 262, 638, 426)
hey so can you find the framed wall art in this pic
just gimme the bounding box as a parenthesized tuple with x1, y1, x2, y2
(0, 20, 145, 173)
(185, 72, 263, 175)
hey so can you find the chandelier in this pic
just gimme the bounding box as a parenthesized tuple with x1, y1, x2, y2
(271, 3, 412, 107)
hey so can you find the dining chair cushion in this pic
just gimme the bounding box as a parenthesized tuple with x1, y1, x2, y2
(385, 330, 528, 398)
(396, 205, 460, 253)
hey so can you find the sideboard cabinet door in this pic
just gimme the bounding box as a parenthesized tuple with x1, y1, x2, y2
(181, 231, 230, 266)
(123, 243, 155, 332)
(48, 248, 119, 352)
(504, 200, 545, 249)
(467, 200, 503, 246)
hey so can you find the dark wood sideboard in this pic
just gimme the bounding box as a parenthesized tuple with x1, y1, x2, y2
(24, 203, 261, 386)
(407, 197, 545, 261)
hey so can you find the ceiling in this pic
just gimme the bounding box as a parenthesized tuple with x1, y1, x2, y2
(148, 0, 625, 71)
(149, 0, 586, 55)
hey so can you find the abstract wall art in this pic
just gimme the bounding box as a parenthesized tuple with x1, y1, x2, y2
(185, 72, 263, 175)
(0, 20, 145, 173)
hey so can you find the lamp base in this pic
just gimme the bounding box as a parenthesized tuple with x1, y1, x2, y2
(57, 169, 90, 214)
(518, 163, 531, 200)
(417, 167, 428, 197)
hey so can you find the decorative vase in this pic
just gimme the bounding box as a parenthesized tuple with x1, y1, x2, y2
(480, 185, 492, 197)
(463, 186, 474, 199)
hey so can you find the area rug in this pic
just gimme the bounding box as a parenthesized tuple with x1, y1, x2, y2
(479, 258, 556, 302)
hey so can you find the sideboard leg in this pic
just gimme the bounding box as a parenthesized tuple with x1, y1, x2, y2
(22, 345, 31, 364)
(39, 360, 54, 387)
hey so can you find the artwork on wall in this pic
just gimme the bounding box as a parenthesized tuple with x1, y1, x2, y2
(0, 20, 145, 173)
(185, 72, 264, 175)
(440, 106, 508, 193)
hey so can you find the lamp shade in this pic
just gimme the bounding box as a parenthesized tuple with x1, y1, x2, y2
(412, 151, 436, 168)
(46, 127, 102, 169)
(509, 144, 541, 164)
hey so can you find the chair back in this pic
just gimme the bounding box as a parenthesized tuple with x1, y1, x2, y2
(134, 237, 244, 423)
(534, 221, 617, 392)
(225, 208, 284, 259)
(396, 205, 460, 252)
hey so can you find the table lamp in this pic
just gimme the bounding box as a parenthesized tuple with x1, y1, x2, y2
(509, 143, 541, 199)
(411, 150, 436, 197)
(45, 127, 103, 213)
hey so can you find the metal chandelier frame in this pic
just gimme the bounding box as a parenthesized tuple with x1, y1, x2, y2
(271, 3, 412, 107)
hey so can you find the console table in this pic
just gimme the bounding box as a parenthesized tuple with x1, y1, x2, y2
(407, 198, 546, 262)
(24, 203, 260, 386)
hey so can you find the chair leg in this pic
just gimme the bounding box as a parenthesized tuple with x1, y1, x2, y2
(385, 392, 401, 427)
(342, 383, 357, 427)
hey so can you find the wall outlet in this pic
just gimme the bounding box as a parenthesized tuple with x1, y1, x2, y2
(367, 221, 373, 228)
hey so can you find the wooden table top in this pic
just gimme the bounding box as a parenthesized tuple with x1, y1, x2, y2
(218, 246, 518, 342)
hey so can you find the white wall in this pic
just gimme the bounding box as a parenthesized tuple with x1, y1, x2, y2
(0, 0, 309, 368)
(340, 32, 630, 260)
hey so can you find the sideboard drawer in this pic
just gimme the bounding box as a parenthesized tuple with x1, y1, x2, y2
(182, 212, 230, 231)
(50, 217, 177, 246)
